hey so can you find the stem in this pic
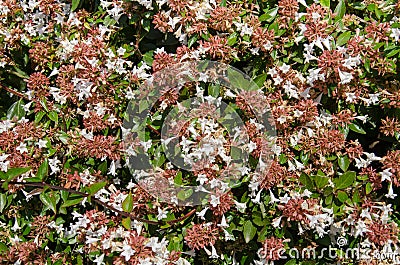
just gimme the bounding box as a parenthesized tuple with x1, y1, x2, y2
(1, 181, 194, 226)
(0, 84, 29, 100)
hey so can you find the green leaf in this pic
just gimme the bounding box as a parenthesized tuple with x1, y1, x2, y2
(188, 35, 198, 48)
(348, 123, 366, 134)
(260, 7, 278, 22)
(338, 155, 350, 172)
(0, 193, 7, 212)
(122, 192, 134, 212)
(177, 189, 193, 201)
(336, 31, 351, 46)
(335, 171, 356, 190)
(334, 0, 346, 21)
(227, 32, 238, 46)
(299, 173, 314, 190)
(227, 68, 251, 91)
(337, 191, 348, 203)
(36, 159, 48, 181)
(253, 73, 267, 88)
(87, 181, 107, 195)
(243, 220, 257, 243)
(48, 111, 58, 124)
(40, 192, 59, 213)
(143, 51, 154, 66)
(314, 174, 329, 189)
(366, 182, 373, 194)
(71, 0, 80, 11)
(122, 217, 131, 230)
(208, 84, 220, 98)
(320, 0, 330, 8)
(7, 100, 25, 120)
(34, 111, 46, 123)
(61, 197, 84, 208)
(2, 167, 31, 181)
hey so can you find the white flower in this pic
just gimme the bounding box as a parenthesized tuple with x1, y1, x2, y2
(121, 245, 135, 261)
(36, 139, 47, 149)
(210, 195, 220, 207)
(233, 200, 247, 213)
(196, 207, 208, 220)
(16, 142, 28, 154)
(117, 47, 126, 56)
(354, 220, 368, 237)
(93, 254, 105, 265)
(385, 183, 397, 199)
(338, 68, 353, 84)
(360, 209, 372, 220)
(0, 154, 10, 172)
(390, 28, 400, 42)
(345, 92, 357, 103)
(355, 115, 368, 124)
(48, 157, 61, 175)
(217, 215, 229, 228)
(380, 168, 393, 182)
(11, 217, 21, 232)
(279, 63, 290, 73)
(251, 189, 262, 204)
(156, 208, 168, 220)
(272, 216, 282, 228)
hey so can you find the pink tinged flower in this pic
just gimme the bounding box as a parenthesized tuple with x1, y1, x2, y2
(16, 142, 28, 154)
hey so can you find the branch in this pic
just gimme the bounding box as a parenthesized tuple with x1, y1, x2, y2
(0, 84, 29, 100)
(1, 181, 195, 226)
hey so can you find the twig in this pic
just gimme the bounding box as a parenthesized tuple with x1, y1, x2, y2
(1, 181, 195, 226)
(147, 124, 161, 135)
(0, 84, 29, 100)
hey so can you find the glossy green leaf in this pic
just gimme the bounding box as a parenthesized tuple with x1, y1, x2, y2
(0, 193, 6, 212)
(334, 0, 346, 20)
(337, 191, 348, 203)
(40, 192, 59, 213)
(122, 217, 131, 230)
(36, 159, 48, 181)
(7, 99, 25, 120)
(243, 220, 257, 243)
(338, 155, 350, 172)
(335, 171, 356, 190)
(349, 123, 366, 134)
(87, 181, 107, 195)
(336, 31, 351, 46)
(122, 192, 134, 212)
